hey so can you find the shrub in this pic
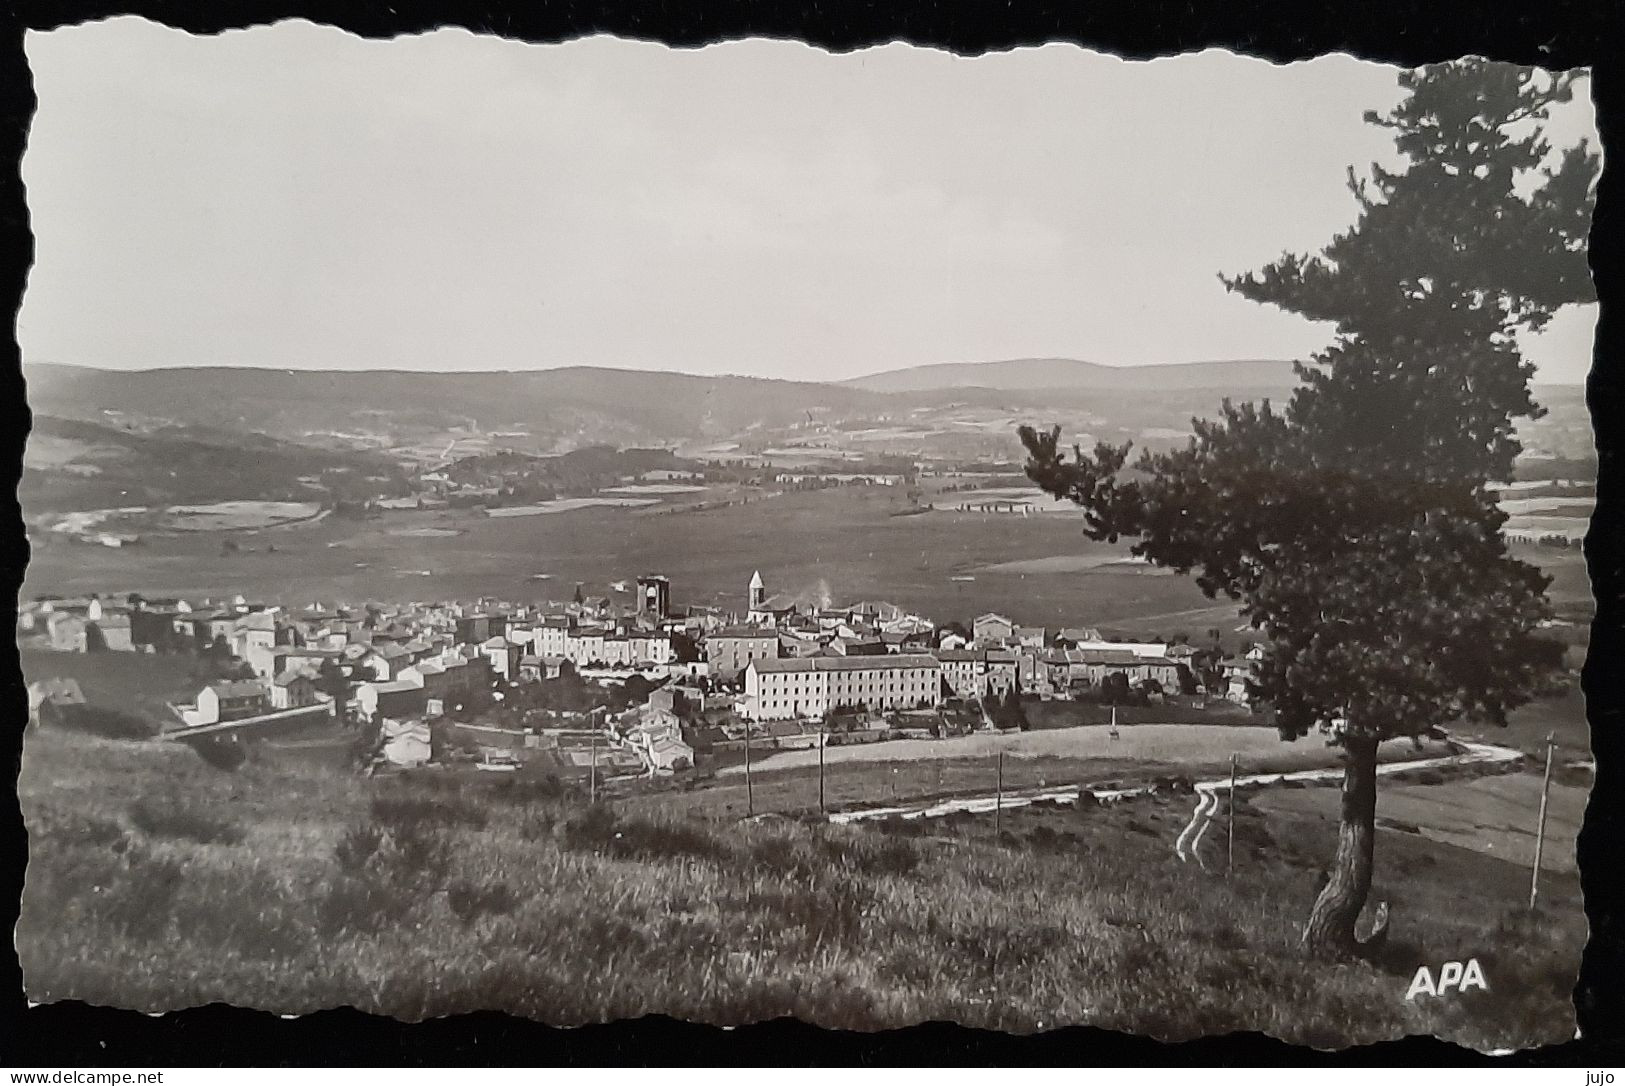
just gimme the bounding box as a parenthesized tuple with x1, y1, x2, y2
(446, 878, 520, 926)
(371, 791, 489, 832)
(607, 815, 729, 864)
(550, 802, 619, 849)
(490, 773, 567, 805)
(383, 820, 454, 886)
(517, 807, 559, 841)
(61, 705, 156, 740)
(334, 823, 384, 875)
(744, 835, 821, 882)
(190, 736, 248, 771)
(316, 874, 413, 939)
(553, 804, 728, 865)
(816, 830, 922, 878)
(128, 797, 246, 846)
(1026, 824, 1059, 849)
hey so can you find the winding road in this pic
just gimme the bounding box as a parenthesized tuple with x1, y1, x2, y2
(1171, 739, 1527, 866)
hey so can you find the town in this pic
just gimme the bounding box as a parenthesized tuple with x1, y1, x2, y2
(11, 33, 1603, 1055)
(18, 568, 1262, 792)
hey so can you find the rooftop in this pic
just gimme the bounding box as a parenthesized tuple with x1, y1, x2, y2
(207, 680, 267, 699)
(750, 654, 940, 674)
(709, 625, 780, 639)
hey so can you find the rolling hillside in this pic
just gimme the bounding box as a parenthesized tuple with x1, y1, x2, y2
(25, 359, 1305, 442)
(22, 363, 885, 452)
(21, 362, 1593, 486)
(843, 357, 1300, 393)
(20, 414, 413, 513)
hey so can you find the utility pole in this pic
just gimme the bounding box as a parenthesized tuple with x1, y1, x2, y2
(744, 719, 754, 818)
(994, 749, 1004, 839)
(818, 724, 826, 814)
(1227, 753, 1238, 879)
(589, 715, 598, 805)
(1530, 732, 1556, 911)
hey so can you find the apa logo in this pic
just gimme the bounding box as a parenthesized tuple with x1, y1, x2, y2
(1405, 958, 1488, 1000)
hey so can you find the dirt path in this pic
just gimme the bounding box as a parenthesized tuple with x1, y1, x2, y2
(820, 734, 1524, 833)
(723, 723, 1445, 778)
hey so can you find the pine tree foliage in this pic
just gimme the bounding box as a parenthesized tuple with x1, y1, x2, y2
(1021, 60, 1596, 752)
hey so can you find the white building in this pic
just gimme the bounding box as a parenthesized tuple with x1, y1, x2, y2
(743, 654, 941, 722)
(935, 649, 1019, 699)
(533, 616, 572, 657)
(628, 632, 674, 666)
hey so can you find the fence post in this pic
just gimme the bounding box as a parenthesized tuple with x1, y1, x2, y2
(1227, 753, 1238, 879)
(744, 720, 754, 818)
(1530, 732, 1556, 911)
(818, 725, 826, 814)
(589, 718, 597, 805)
(994, 749, 1004, 839)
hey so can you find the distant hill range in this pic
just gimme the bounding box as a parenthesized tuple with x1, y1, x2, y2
(844, 357, 1299, 393)
(21, 360, 1591, 482)
(23, 362, 886, 451)
(23, 359, 1299, 446)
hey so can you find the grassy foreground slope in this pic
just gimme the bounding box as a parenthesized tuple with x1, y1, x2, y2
(18, 728, 1581, 1050)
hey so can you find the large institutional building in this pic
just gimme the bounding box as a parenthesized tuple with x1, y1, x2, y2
(742, 654, 942, 721)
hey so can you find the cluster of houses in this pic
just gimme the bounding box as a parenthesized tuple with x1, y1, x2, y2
(20, 568, 1261, 772)
(729, 599, 1245, 722)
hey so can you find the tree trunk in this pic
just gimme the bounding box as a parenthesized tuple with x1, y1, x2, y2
(1302, 734, 1379, 955)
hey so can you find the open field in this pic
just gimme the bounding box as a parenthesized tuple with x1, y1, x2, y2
(22, 484, 1593, 645)
(1504, 516, 1591, 542)
(161, 500, 324, 531)
(16, 725, 1583, 1048)
(1460, 682, 1592, 762)
(1514, 545, 1593, 620)
(387, 526, 464, 538)
(1498, 497, 1596, 516)
(974, 554, 1161, 575)
(1249, 772, 1586, 876)
(601, 484, 709, 495)
(20, 487, 1227, 631)
(485, 497, 660, 516)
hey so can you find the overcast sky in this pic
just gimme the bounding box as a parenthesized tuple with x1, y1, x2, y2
(19, 19, 1600, 383)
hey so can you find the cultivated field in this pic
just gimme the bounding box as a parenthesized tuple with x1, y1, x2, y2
(22, 484, 1591, 648)
(486, 497, 660, 516)
(161, 500, 323, 531)
(16, 726, 1584, 1049)
(974, 554, 1163, 575)
(20, 487, 1229, 631)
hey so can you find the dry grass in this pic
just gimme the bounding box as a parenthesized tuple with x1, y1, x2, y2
(16, 727, 1583, 1051)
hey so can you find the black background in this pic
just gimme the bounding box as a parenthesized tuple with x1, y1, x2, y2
(0, 0, 1620, 1067)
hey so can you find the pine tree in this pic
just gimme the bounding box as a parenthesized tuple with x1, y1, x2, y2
(1021, 60, 1595, 954)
